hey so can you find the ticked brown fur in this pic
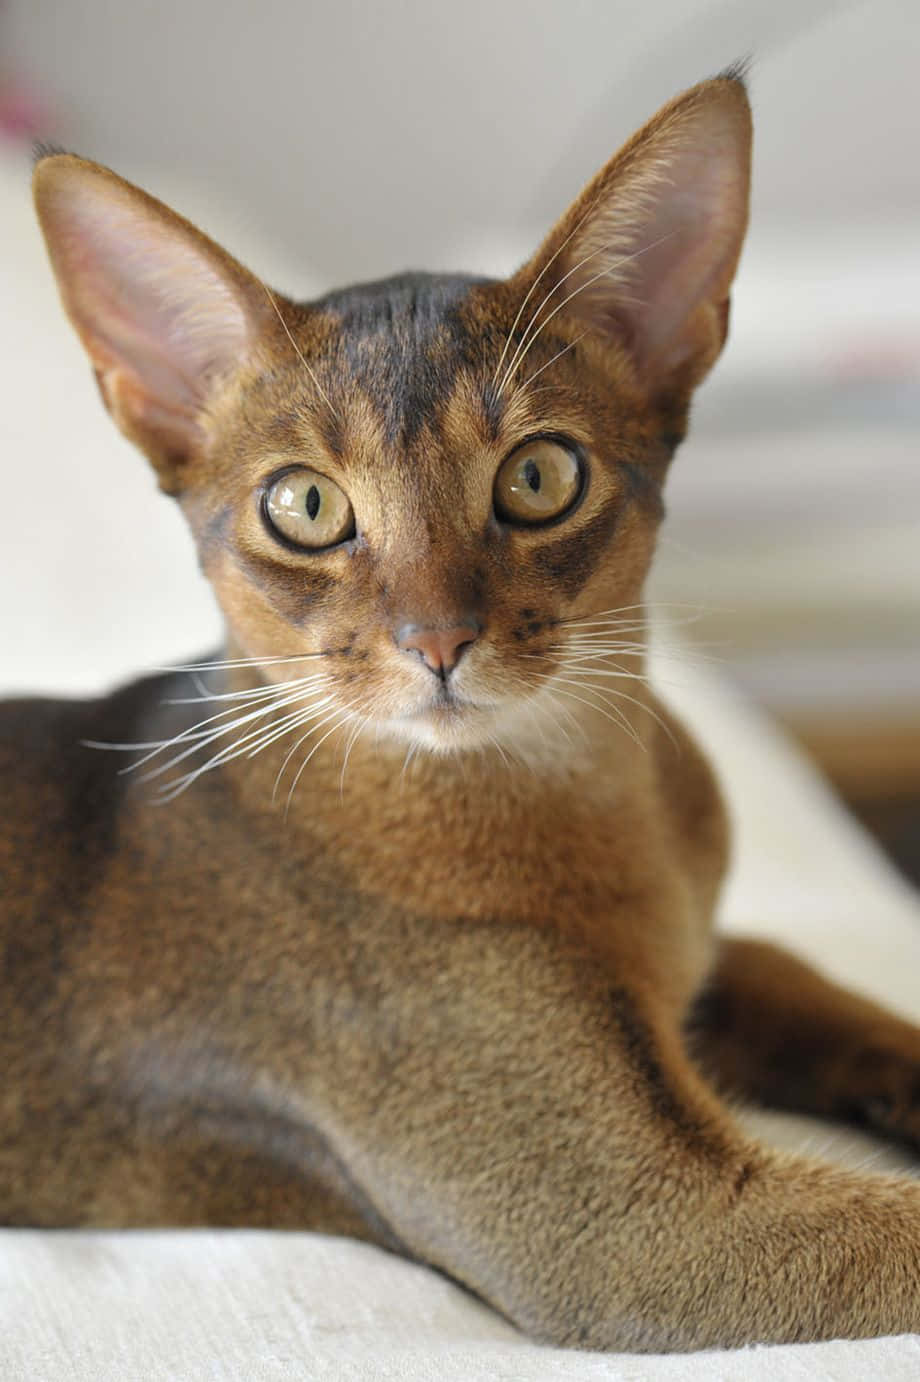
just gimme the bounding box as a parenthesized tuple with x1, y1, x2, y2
(3, 74, 920, 1351)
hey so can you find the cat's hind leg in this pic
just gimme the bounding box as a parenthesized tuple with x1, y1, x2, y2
(686, 936, 920, 1151)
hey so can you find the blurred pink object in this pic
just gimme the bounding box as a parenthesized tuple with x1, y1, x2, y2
(0, 69, 50, 140)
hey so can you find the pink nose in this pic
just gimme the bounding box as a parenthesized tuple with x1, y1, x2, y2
(396, 622, 480, 676)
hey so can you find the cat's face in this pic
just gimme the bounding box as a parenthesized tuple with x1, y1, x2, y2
(33, 73, 751, 759)
(182, 271, 668, 753)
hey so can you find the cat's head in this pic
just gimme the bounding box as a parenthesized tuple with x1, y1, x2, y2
(33, 74, 750, 759)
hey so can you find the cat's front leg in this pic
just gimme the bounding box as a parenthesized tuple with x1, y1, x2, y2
(325, 923, 920, 1351)
(687, 936, 920, 1150)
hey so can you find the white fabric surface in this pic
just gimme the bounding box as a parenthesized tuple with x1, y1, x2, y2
(2, 140, 919, 1378)
(2, 1230, 920, 1382)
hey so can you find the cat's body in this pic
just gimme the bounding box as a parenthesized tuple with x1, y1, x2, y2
(3, 73, 920, 1351)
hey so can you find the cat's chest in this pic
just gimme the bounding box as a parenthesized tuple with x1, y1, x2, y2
(92, 758, 704, 1044)
(263, 772, 652, 922)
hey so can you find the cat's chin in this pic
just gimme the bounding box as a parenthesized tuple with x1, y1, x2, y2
(377, 698, 507, 756)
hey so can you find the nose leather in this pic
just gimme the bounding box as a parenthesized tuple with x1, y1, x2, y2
(396, 622, 480, 676)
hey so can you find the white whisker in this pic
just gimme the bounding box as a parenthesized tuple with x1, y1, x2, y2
(284, 710, 356, 820)
(339, 716, 366, 798)
(518, 331, 587, 396)
(562, 675, 677, 748)
(499, 232, 675, 397)
(165, 672, 329, 706)
(536, 676, 643, 749)
(490, 192, 606, 392)
(143, 692, 333, 788)
(260, 281, 341, 421)
(159, 652, 331, 673)
(107, 678, 330, 777)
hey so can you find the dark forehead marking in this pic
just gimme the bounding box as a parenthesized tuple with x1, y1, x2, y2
(307, 272, 494, 448)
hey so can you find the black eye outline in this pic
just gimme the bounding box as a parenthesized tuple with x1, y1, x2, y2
(493, 434, 587, 529)
(259, 463, 357, 553)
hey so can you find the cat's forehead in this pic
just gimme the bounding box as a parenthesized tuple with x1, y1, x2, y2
(312, 271, 487, 335)
(304, 270, 500, 450)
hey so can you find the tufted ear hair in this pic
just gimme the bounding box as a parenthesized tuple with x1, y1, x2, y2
(33, 153, 275, 492)
(511, 71, 752, 403)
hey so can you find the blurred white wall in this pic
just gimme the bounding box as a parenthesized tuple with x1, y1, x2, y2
(4, 0, 917, 283)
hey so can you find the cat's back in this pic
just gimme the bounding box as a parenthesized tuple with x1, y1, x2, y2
(0, 675, 174, 916)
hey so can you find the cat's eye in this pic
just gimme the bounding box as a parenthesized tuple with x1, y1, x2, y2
(494, 439, 582, 525)
(263, 468, 355, 550)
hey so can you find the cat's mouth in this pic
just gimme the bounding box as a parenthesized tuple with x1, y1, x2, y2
(408, 685, 481, 719)
(381, 682, 504, 752)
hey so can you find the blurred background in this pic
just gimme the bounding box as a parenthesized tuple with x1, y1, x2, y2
(1, 0, 918, 880)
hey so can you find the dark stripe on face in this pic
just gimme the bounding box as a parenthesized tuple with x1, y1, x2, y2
(237, 548, 336, 624)
(195, 503, 234, 561)
(532, 493, 625, 599)
(308, 272, 493, 448)
(619, 461, 665, 519)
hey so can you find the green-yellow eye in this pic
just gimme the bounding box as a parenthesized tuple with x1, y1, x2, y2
(494, 439, 582, 525)
(264, 468, 355, 549)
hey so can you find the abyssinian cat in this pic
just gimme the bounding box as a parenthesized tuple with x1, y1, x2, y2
(3, 71, 920, 1352)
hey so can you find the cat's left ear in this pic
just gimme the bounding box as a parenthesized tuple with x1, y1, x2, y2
(33, 154, 273, 492)
(512, 71, 752, 402)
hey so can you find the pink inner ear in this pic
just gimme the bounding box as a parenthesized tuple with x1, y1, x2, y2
(545, 88, 750, 389)
(37, 164, 254, 441)
(626, 142, 746, 366)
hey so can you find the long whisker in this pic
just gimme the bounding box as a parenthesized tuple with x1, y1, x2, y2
(165, 672, 330, 706)
(87, 677, 330, 775)
(283, 709, 357, 819)
(273, 697, 360, 806)
(339, 715, 366, 798)
(498, 231, 675, 397)
(151, 702, 330, 802)
(259, 281, 341, 421)
(159, 652, 332, 673)
(140, 690, 333, 786)
(153, 688, 340, 802)
(518, 331, 588, 397)
(243, 697, 338, 758)
(560, 673, 677, 748)
(400, 741, 420, 783)
(535, 675, 642, 749)
(526, 651, 651, 684)
(490, 190, 608, 392)
(510, 672, 583, 750)
(560, 601, 709, 625)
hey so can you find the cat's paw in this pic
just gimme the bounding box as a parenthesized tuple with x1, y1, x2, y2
(842, 1041, 920, 1153)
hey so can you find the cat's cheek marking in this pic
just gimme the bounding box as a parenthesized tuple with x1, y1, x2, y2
(618, 460, 666, 519)
(234, 548, 338, 622)
(531, 499, 627, 599)
(189, 503, 234, 563)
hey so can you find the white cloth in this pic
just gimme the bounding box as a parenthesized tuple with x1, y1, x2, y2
(2, 1230, 920, 1382)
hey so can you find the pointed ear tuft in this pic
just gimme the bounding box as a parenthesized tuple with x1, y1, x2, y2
(514, 75, 752, 402)
(33, 155, 271, 491)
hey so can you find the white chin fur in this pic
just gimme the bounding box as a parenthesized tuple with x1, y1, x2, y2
(376, 707, 499, 756)
(373, 690, 578, 769)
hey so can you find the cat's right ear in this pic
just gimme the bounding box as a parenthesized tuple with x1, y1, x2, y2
(33, 154, 273, 493)
(508, 72, 752, 407)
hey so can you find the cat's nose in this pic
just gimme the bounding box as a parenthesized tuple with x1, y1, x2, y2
(396, 621, 480, 677)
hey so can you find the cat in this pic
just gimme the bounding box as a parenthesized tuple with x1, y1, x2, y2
(2, 69, 920, 1352)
